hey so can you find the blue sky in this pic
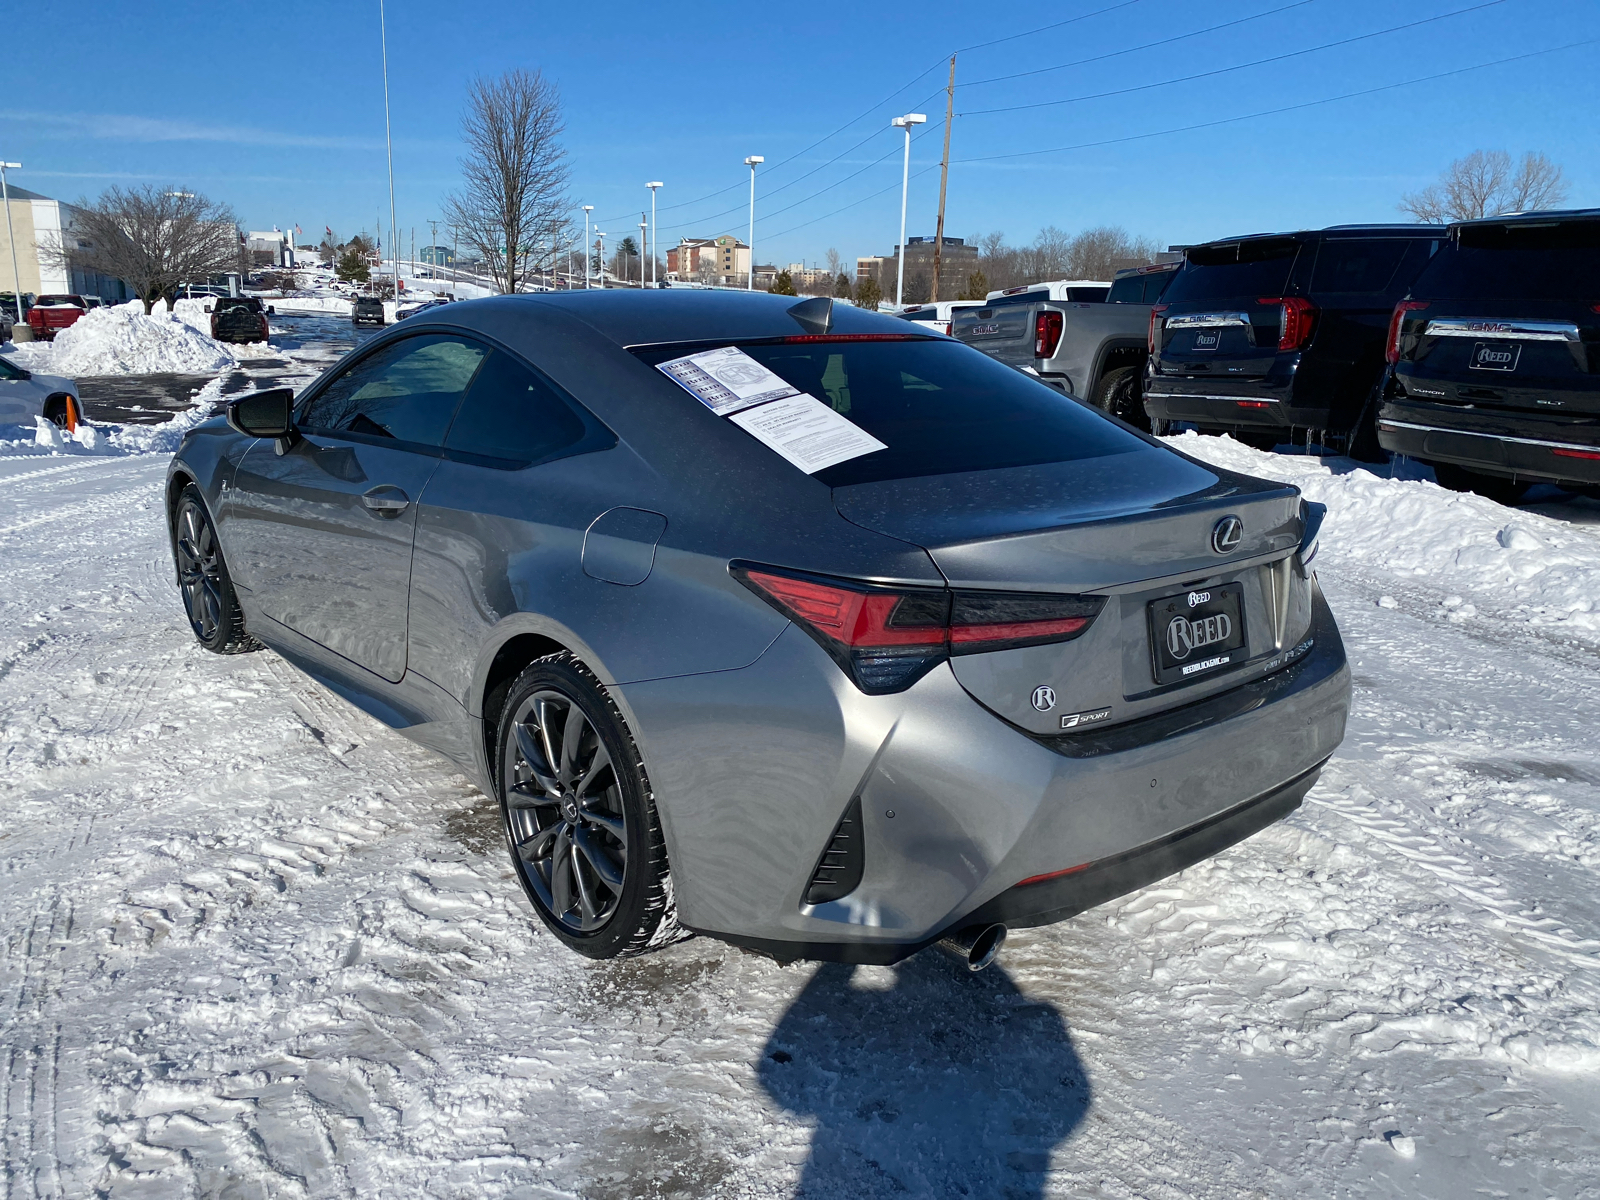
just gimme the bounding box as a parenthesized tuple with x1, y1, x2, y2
(6, 0, 1596, 270)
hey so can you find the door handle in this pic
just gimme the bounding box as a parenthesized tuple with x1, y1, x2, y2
(360, 485, 410, 517)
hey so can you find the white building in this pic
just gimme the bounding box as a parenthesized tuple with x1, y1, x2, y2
(0, 185, 131, 302)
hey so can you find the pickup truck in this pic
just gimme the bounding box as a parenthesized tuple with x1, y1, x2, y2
(27, 294, 89, 341)
(950, 265, 1179, 426)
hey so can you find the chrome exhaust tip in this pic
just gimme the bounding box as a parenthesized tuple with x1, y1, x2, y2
(938, 923, 1007, 972)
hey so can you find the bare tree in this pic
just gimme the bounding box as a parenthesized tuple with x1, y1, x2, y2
(444, 70, 570, 295)
(1399, 150, 1568, 222)
(972, 225, 1161, 290)
(825, 247, 843, 279)
(48, 185, 240, 313)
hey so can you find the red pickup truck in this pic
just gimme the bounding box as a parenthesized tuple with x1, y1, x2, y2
(27, 294, 89, 340)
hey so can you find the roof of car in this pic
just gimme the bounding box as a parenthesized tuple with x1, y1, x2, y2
(488, 289, 924, 349)
(1196, 223, 1445, 248)
(1448, 206, 1600, 229)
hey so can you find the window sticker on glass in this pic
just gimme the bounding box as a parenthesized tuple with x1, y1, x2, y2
(657, 346, 801, 415)
(727, 393, 887, 474)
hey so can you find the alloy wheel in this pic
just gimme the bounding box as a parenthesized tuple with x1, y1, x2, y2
(503, 689, 628, 933)
(175, 500, 225, 642)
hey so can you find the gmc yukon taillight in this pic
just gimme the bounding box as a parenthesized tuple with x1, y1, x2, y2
(1386, 301, 1430, 364)
(1034, 310, 1063, 359)
(1258, 296, 1317, 351)
(1148, 304, 1168, 355)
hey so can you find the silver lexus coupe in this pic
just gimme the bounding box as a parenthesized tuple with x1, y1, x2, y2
(166, 291, 1349, 969)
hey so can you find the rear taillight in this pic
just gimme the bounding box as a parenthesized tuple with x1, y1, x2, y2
(1386, 300, 1430, 364)
(1148, 304, 1168, 355)
(1257, 296, 1317, 351)
(1552, 447, 1600, 460)
(1034, 310, 1063, 359)
(733, 564, 1104, 694)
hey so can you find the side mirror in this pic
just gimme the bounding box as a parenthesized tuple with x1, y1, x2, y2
(267, 305, 276, 314)
(227, 388, 296, 439)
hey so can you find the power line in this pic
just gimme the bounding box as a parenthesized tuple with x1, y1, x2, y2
(959, 0, 1318, 90)
(593, 0, 1151, 230)
(956, 39, 1596, 163)
(959, 0, 1508, 116)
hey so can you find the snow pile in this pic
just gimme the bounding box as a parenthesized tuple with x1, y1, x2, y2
(7, 300, 277, 377)
(1168, 432, 1600, 644)
(43, 301, 237, 374)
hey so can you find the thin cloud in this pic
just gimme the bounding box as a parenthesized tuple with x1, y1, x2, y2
(0, 110, 449, 152)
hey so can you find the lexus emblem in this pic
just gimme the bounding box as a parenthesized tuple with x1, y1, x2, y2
(1211, 515, 1243, 555)
(1031, 685, 1056, 712)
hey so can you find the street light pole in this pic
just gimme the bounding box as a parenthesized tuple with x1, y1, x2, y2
(891, 113, 927, 310)
(744, 156, 763, 291)
(639, 216, 648, 288)
(378, 0, 399, 295)
(645, 182, 662, 286)
(595, 232, 605, 287)
(581, 205, 594, 289)
(1, 161, 24, 334)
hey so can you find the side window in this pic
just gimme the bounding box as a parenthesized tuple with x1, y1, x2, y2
(0, 357, 24, 381)
(443, 350, 590, 467)
(1310, 240, 1409, 295)
(300, 335, 489, 447)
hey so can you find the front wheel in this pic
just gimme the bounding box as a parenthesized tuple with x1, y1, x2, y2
(171, 484, 261, 653)
(496, 654, 678, 959)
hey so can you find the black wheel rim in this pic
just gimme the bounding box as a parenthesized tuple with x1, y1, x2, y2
(175, 500, 225, 642)
(502, 689, 628, 934)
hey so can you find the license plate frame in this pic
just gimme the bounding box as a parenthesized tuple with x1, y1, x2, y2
(1147, 582, 1248, 686)
(1470, 341, 1521, 372)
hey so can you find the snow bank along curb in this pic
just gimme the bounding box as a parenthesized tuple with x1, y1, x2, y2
(1165, 431, 1600, 646)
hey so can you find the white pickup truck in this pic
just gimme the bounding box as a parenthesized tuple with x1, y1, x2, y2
(951, 264, 1180, 427)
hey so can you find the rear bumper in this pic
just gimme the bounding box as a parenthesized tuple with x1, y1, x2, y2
(1144, 382, 1342, 431)
(1377, 398, 1600, 485)
(637, 580, 1350, 964)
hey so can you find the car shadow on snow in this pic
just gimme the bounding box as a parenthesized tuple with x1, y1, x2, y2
(758, 955, 1090, 1198)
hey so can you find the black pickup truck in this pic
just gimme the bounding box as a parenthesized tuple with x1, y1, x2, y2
(1145, 225, 1442, 453)
(1377, 209, 1600, 501)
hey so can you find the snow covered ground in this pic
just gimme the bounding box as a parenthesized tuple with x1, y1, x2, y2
(1, 421, 1597, 1197)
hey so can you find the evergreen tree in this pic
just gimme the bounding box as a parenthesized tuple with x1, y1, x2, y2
(769, 269, 797, 296)
(832, 272, 852, 299)
(958, 270, 989, 302)
(854, 276, 882, 310)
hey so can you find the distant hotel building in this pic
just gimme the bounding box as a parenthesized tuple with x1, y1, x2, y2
(667, 235, 750, 286)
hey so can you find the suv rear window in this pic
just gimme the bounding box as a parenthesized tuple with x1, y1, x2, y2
(1106, 271, 1175, 304)
(1412, 219, 1600, 301)
(641, 338, 1145, 487)
(1309, 239, 1410, 294)
(1162, 240, 1298, 303)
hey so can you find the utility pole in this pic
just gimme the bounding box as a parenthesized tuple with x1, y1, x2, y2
(428, 219, 438, 278)
(931, 54, 956, 303)
(640, 214, 648, 288)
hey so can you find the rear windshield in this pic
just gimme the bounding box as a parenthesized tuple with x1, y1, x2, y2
(1163, 240, 1298, 303)
(1066, 286, 1109, 302)
(1106, 271, 1175, 304)
(640, 338, 1146, 487)
(1412, 220, 1600, 301)
(35, 295, 85, 308)
(898, 311, 941, 323)
(215, 298, 261, 311)
(1309, 239, 1412, 294)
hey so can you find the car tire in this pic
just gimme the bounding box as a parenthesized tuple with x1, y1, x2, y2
(43, 395, 80, 428)
(496, 653, 681, 959)
(1430, 462, 1529, 505)
(1093, 365, 1149, 430)
(171, 484, 262, 654)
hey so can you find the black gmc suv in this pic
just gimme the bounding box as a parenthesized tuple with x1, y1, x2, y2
(1145, 224, 1443, 453)
(1377, 209, 1600, 501)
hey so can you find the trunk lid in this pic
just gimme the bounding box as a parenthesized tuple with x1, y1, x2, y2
(1154, 237, 1303, 381)
(833, 450, 1308, 731)
(1407, 300, 1600, 416)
